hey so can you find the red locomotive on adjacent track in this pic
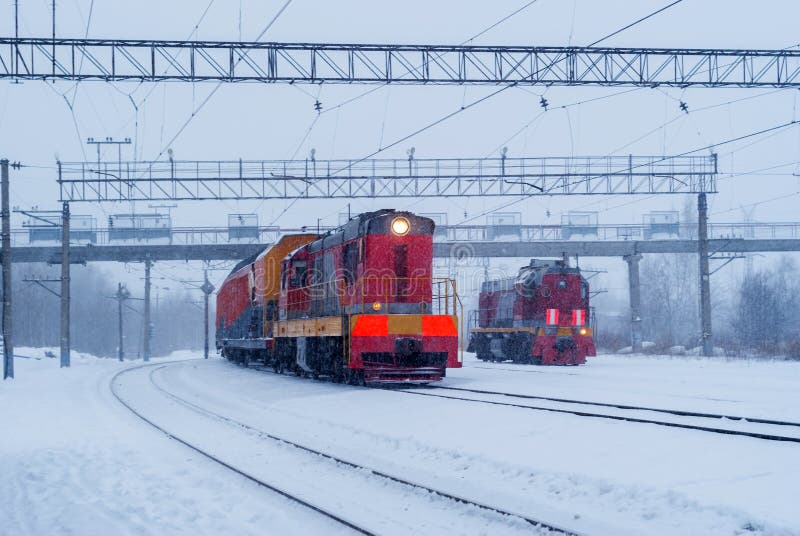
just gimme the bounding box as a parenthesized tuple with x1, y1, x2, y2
(216, 209, 462, 384)
(467, 258, 596, 365)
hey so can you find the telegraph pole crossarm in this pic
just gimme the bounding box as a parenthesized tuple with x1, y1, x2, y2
(23, 277, 61, 298)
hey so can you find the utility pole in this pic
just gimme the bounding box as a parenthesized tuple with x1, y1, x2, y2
(698, 193, 713, 356)
(623, 253, 643, 353)
(200, 270, 215, 359)
(115, 283, 130, 361)
(2, 159, 14, 379)
(60, 201, 70, 367)
(143, 258, 151, 362)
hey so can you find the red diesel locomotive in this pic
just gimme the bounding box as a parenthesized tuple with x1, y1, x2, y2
(467, 258, 596, 365)
(216, 209, 462, 384)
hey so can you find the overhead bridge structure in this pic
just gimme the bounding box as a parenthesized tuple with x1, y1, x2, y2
(6, 221, 800, 263)
(3, 38, 800, 87)
(56, 155, 717, 201)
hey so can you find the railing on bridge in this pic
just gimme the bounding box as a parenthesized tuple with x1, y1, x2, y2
(11, 222, 800, 248)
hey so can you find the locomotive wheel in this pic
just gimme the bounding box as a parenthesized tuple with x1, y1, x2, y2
(344, 369, 365, 386)
(332, 365, 344, 383)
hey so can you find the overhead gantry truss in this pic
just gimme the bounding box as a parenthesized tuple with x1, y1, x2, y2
(3, 38, 800, 87)
(57, 155, 717, 202)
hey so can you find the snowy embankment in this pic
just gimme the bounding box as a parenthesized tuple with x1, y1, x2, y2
(1, 349, 799, 535)
(0, 349, 353, 536)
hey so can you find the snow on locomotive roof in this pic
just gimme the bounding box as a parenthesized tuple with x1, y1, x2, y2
(306, 209, 433, 253)
(480, 259, 582, 293)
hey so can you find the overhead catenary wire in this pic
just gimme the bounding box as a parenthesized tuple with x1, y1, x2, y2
(587, 0, 685, 46)
(315, 0, 544, 118)
(147, 0, 295, 165)
(454, 119, 800, 226)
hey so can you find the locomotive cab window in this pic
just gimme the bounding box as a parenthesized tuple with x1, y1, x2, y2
(558, 279, 568, 289)
(581, 282, 588, 299)
(290, 260, 307, 287)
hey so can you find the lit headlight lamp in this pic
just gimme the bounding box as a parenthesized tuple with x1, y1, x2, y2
(391, 217, 410, 236)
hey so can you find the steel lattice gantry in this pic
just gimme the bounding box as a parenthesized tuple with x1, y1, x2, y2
(3, 38, 800, 87)
(57, 155, 716, 201)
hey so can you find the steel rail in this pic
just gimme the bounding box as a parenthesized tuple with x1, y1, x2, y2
(433, 385, 800, 428)
(392, 389, 800, 443)
(110, 363, 375, 535)
(150, 361, 581, 535)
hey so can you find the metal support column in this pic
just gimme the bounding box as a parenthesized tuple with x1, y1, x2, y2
(60, 201, 70, 367)
(623, 253, 643, 353)
(1, 159, 12, 379)
(116, 283, 129, 361)
(201, 271, 215, 360)
(698, 193, 713, 356)
(143, 258, 151, 362)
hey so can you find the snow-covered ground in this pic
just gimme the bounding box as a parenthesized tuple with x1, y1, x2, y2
(1, 348, 798, 535)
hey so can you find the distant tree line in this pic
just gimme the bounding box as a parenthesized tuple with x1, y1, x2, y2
(7, 263, 211, 359)
(600, 253, 800, 358)
(731, 257, 800, 356)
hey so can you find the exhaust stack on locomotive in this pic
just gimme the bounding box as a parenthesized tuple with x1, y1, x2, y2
(467, 258, 596, 365)
(216, 209, 462, 384)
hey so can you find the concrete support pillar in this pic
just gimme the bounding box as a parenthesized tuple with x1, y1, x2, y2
(698, 193, 713, 356)
(1, 159, 12, 380)
(143, 258, 151, 362)
(60, 201, 70, 368)
(624, 253, 643, 353)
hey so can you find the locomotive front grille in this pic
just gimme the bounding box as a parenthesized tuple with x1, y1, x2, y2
(362, 351, 447, 368)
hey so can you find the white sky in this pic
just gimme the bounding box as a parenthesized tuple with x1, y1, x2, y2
(2, 0, 800, 306)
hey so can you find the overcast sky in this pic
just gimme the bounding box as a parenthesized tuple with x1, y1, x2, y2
(2, 0, 800, 300)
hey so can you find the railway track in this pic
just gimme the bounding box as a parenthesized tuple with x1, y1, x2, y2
(111, 364, 374, 535)
(114, 361, 581, 535)
(392, 386, 800, 443)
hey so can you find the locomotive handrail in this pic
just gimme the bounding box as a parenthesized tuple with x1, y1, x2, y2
(283, 276, 459, 317)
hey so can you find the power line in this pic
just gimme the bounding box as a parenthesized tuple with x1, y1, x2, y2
(317, 0, 544, 118)
(455, 119, 799, 225)
(588, 0, 685, 46)
(148, 0, 294, 164)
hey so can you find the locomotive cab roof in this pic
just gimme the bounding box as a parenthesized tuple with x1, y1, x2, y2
(305, 209, 433, 254)
(481, 259, 584, 293)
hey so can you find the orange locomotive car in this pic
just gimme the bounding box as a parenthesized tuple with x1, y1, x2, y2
(216, 210, 462, 384)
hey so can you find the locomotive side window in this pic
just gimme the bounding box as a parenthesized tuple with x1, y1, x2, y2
(290, 260, 307, 287)
(312, 256, 324, 286)
(581, 282, 588, 299)
(343, 242, 358, 285)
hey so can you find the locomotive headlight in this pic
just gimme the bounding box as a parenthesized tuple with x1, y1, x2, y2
(372, 301, 382, 311)
(579, 328, 588, 336)
(391, 217, 410, 236)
